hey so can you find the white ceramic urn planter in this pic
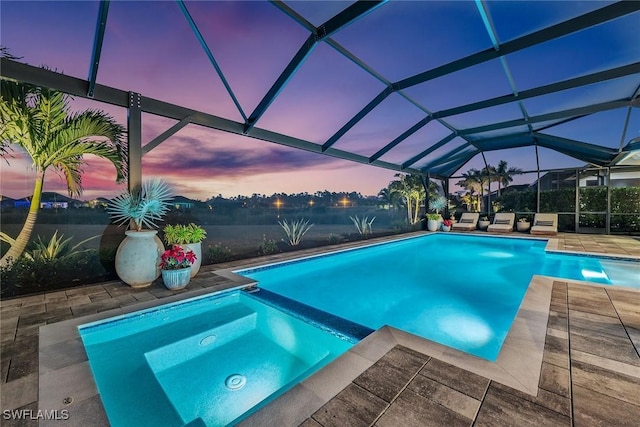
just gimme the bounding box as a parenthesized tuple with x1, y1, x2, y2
(115, 230, 165, 287)
(183, 242, 202, 278)
(427, 219, 439, 231)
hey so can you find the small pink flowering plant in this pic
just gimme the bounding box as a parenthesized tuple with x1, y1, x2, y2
(159, 245, 196, 270)
(442, 219, 453, 227)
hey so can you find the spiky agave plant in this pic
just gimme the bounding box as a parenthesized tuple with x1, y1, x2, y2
(350, 215, 376, 237)
(24, 231, 99, 262)
(107, 179, 173, 231)
(278, 218, 314, 246)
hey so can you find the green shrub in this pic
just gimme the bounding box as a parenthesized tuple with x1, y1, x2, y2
(328, 233, 342, 245)
(579, 188, 606, 212)
(258, 235, 279, 255)
(611, 187, 640, 214)
(610, 214, 640, 232)
(206, 243, 233, 264)
(540, 189, 575, 212)
(0, 251, 116, 298)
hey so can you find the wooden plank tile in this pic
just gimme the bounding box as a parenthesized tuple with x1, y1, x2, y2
(475, 385, 570, 427)
(539, 362, 570, 398)
(353, 346, 426, 402)
(312, 384, 388, 427)
(375, 389, 471, 427)
(419, 359, 489, 400)
(568, 310, 628, 339)
(547, 310, 568, 333)
(490, 382, 570, 417)
(572, 360, 640, 406)
(543, 335, 569, 369)
(299, 418, 323, 427)
(570, 331, 640, 367)
(408, 373, 481, 420)
(573, 385, 640, 427)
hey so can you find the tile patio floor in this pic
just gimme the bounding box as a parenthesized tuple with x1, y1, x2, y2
(1, 231, 639, 426)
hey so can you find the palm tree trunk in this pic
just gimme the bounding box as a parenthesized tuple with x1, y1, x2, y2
(405, 196, 412, 224)
(0, 170, 44, 267)
(413, 196, 420, 224)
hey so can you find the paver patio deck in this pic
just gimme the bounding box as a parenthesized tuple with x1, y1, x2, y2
(1, 231, 639, 426)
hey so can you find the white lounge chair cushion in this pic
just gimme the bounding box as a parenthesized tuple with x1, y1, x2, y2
(531, 225, 557, 234)
(452, 222, 475, 229)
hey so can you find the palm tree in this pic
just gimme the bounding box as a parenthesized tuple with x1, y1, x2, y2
(457, 169, 483, 212)
(0, 81, 126, 266)
(495, 160, 523, 196)
(389, 174, 425, 225)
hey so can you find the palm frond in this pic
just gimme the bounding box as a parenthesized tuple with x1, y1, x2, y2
(0, 231, 17, 246)
(107, 179, 174, 231)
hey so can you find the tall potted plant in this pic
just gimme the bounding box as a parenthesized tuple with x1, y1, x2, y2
(426, 213, 441, 232)
(163, 223, 206, 278)
(107, 179, 173, 287)
(426, 196, 447, 231)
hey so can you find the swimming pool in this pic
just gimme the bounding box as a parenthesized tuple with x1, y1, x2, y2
(79, 291, 352, 427)
(240, 234, 639, 361)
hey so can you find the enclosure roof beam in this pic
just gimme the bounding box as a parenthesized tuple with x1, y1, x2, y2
(318, 2, 638, 153)
(245, 0, 386, 133)
(322, 87, 394, 151)
(433, 62, 640, 120)
(420, 143, 475, 171)
(395, 1, 639, 91)
(87, 0, 109, 98)
(142, 116, 192, 155)
(273, 3, 461, 143)
(369, 117, 432, 163)
(177, 0, 247, 122)
(0, 58, 423, 177)
(533, 132, 618, 158)
(471, 133, 534, 151)
(401, 133, 457, 169)
(459, 99, 634, 136)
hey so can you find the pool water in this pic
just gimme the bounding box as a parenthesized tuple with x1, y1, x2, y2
(79, 291, 352, 427)
(241, 234, 640, 361)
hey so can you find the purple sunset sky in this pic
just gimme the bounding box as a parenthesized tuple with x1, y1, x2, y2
(1, 0, 638, 200)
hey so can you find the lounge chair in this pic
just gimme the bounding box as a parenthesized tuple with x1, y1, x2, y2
(530, 213, 558, 235)
(451, 212, 479, 231)
(487, 212, 515, 233)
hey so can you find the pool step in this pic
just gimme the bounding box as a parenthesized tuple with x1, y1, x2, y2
(145, 303, 257, 374)
(246, 288, 374, 341)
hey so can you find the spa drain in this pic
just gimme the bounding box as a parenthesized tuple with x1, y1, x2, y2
(225, 374, 246, 391)
(199, 335, 216, 346)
